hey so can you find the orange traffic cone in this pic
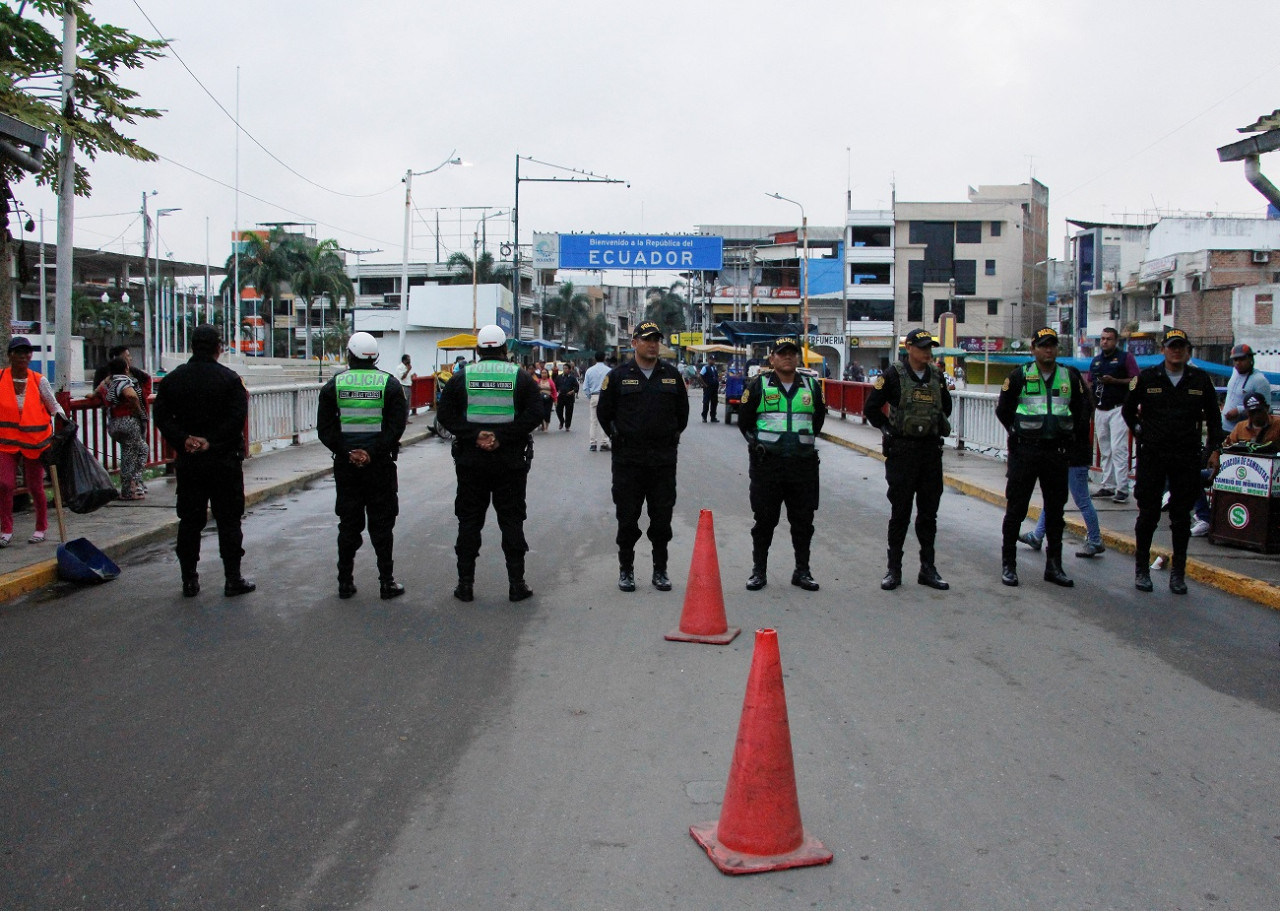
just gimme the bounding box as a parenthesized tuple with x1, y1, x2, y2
(665, 509, 740, 645)
(690, 628, 832, 874)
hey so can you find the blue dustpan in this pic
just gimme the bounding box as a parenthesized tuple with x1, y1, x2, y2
(56, 537, 121, 584)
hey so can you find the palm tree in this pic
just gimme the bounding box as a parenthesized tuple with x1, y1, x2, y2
(291, 239, 355, 361)
(221, 227, 302, 355)
(445, 250, 511, 286)
(582, 312, 610, 353)
(543, 280, 592, 348)
(644, 279, 688, 333)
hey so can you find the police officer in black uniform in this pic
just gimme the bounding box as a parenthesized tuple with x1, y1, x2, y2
(438, 324, 543, 603)
(151, 324, 255, 598)
(863, 328, 953, 591)
(1122, 328, 1223, 595)
(995, 326, 1092, 588)
(596, 320, 689, 592)
(738, 335, 827, 591)
(317, 331, 408, 600)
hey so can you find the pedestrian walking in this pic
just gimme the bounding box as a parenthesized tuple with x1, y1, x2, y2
(1087, 326, 1139, 502)
(738, 335, 826, 591)
(0, 336, 65, 547)
(317, 332, 408, 600)
(396, 353, 418, 416)
(863, 328, 953, 590)
(1122, 328, 1223, 595)
(582, 351, 610, 452)
(96, 356, 150, 500)
(699, 360, 721, 423)
(151, 325, 255, 598)
(437, 324, 543, 603)
(596, 321, 689, 592)
(554, 363, 579, 430)
(995, 326, 1092, 588)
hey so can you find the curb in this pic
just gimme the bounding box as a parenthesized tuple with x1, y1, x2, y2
(819, 430, 1280, 612)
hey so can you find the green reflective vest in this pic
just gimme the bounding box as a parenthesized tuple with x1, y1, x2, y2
(755, 375, 818, 456)
(464, 360, 520, 424)
(336, 369, 390, 441)
(890, 362, 947, 438)
(1014, 363, 1073, 438)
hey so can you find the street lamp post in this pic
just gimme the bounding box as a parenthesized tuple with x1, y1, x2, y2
(472, 209, 507, 332)
(154, 207, 180, 368)
(767, 192, 809, 365)
(398, 152, 462, 362)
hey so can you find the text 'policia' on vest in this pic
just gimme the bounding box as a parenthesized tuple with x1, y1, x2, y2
(464, 360, 520, 423)
(754, 375, 818, 457)
(336, 369, 391, 442)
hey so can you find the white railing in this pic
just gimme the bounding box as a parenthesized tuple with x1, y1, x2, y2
(247, 383, 324, 452)
(950, 389, 1006, 454)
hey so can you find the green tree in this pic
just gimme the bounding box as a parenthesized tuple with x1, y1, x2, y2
(643, 279, 688, 333)
(445, 249, 511, 286)
(0, 1, 164, 353)
(543, 280, 591, 348)
(220, 226, 303, 354)
(582, 312, 610, 353)
(72, 289, 137, 365)
(291, 238, 354, 360)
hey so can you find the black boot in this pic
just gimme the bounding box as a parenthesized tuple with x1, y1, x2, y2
(338, 577, 357, 599)
(380, 580, 406, 600)
(1001, 561, 1019, 587)
(508, 561, 533, 601)
(746, 566, 768, 591)
(790, 569, 819, 591)
(881, 569, 901, 590)
(453, 577, 474, 602)
(1043, 558, 1074, 587)
(917, 564, 949, 590)
(224, 576, 256, 597)
(651, 568, 672, 591)
(618, 565, 636, 592)
(337, 557, 355, 599)
(1134, 567, 1154, 592)
(182, 572, 200, 598)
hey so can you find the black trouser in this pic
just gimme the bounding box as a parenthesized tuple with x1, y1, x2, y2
(555, 395, 575, 429)
(175, 459, 245, 579)
(454, 459, 530, 579)
(701, 389, 719, 421)
(1001, 440, 1070, 565)
(883, 438, 944, 571)
(334, 458, 399, 582)
(611, 458, 678, 570)
(1134, 445, 1200, 573)
(749, 452, 819, 572)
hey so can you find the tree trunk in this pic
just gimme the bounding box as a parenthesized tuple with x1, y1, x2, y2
(0, 208, 14, 354)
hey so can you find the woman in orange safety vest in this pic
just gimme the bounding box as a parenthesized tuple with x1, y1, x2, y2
(0, 336, 66, 546)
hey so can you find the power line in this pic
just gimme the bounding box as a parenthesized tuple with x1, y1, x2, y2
(131, 0, 401, 201)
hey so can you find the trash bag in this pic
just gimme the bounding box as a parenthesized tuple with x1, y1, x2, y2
(39, 417, 78, 469)
(57, 436, 120, 514)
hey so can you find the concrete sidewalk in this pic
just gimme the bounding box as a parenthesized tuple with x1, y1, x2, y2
(817, 411, 1280, 611)
(0, 424, 436, 603)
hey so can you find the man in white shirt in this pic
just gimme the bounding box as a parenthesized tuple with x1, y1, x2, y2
(1221, 344, 1271, 435)
(581, 350, 611, 452)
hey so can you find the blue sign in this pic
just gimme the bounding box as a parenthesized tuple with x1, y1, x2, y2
(557, 234, 723, 270)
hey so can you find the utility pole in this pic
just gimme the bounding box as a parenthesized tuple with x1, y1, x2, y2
(53, 10, 76, 394)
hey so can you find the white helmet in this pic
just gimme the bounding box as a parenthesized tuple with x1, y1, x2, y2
(347, 331, 379, 359)
(476, 325, 507, 349)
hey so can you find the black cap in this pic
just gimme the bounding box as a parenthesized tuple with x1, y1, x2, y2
(633, 321, 662, 339)
(1032, 327, 1059, 347)
(1162, 328, 1191, 347)
(904, 328, 939, 349)
(772, 335, 800, 353)
(7, 336, 33, 353)
(1245, 392, 1270, 412)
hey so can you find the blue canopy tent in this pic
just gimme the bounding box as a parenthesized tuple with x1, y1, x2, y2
(967, 354, 1280, 386)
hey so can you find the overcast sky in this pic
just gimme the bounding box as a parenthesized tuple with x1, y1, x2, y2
(11, 0, 1280, 279)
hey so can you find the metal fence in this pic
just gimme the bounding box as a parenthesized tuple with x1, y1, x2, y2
(823, 380, 1007, 455)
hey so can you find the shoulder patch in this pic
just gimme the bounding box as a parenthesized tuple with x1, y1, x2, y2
(874, 375, 885, 390)
(601, 375, 609, 391)
(1128, 377, 1138, 391)
(741, 387, 750, 403)
(1001, 377, 1011, 392)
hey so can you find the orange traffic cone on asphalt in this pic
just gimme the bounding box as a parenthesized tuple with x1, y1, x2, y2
(690, 628, 832, 874)
(665, 509, 740, 645)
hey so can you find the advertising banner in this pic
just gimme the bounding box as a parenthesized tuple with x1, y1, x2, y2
(1213, 454, 1280, 497)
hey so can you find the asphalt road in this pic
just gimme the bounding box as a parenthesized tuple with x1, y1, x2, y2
(2, 402, 1279, 910)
